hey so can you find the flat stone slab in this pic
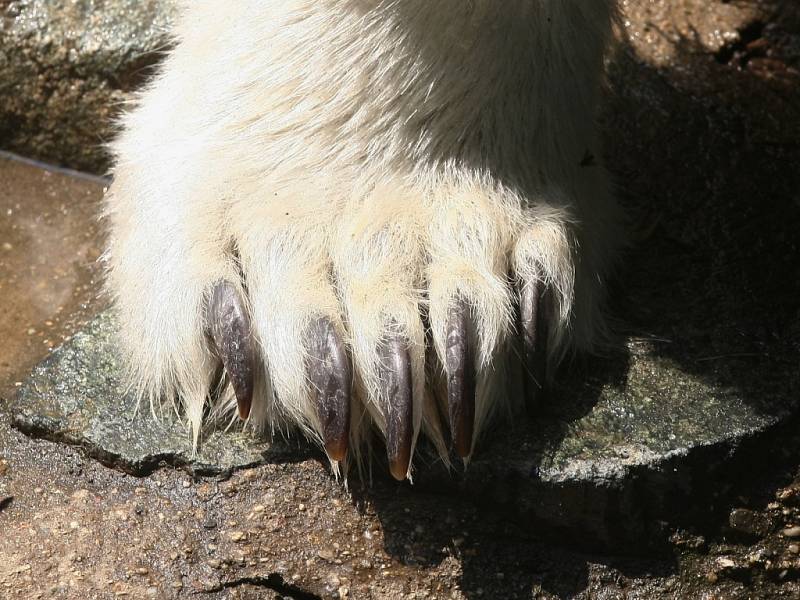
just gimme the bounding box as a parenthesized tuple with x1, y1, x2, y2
(11, 311, 304, 476)
(12, 307, 799, 548)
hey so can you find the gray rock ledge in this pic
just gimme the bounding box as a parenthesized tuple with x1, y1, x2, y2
(12, 309, 798, 549)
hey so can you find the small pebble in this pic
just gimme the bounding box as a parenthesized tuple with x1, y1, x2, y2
(728, 508, 770, 537)
(716, 557, 735, 569)
(229, 531, 246, 542)
(782, 526, 800, 538)
(789, 544, 800, 554)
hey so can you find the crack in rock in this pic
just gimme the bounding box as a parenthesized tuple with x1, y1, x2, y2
(201, 574, 322, 600)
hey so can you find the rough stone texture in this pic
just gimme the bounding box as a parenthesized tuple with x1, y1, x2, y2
(0, 0, 177, 172)
(11, 311, 297, 476)
(11, 303, 799, 548)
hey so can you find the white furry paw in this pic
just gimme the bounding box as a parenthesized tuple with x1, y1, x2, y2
(106, 167, 607, 481)
(104, 0, 620, 481)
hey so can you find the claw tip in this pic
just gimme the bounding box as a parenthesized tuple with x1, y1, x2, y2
(389, 457, 409, 481)
(454, 437, 472, 459)
(325, 438, 348, 463)
(237, 398, 252, 420)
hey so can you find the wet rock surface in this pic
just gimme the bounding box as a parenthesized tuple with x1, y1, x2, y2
(0, 0, 177, 172)
(10, 302, 798, 548)
(1, 0, 800, 598)
(12, 310, 302, 476)
(0, 151, 108, 394)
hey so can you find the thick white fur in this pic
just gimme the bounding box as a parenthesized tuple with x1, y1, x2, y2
(105, 0, 621, 477)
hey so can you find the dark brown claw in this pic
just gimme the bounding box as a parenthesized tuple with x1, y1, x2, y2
(207, 281, 255, 420)
(307, 317, 351, 462)
(519, 279, 550, 410)
(377, 332, 413, 481)
(445, 300, 475, 458)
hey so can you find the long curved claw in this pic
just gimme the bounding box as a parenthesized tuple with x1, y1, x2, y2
(519, 279, 550, 410)
(445, 300, 475, 458)
(207, 281, 255, 420)
(307, 317, 351, 462)
(377, 332, 413, 481)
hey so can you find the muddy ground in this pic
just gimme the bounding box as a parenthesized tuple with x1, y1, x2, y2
(2, 0, 800, 598)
